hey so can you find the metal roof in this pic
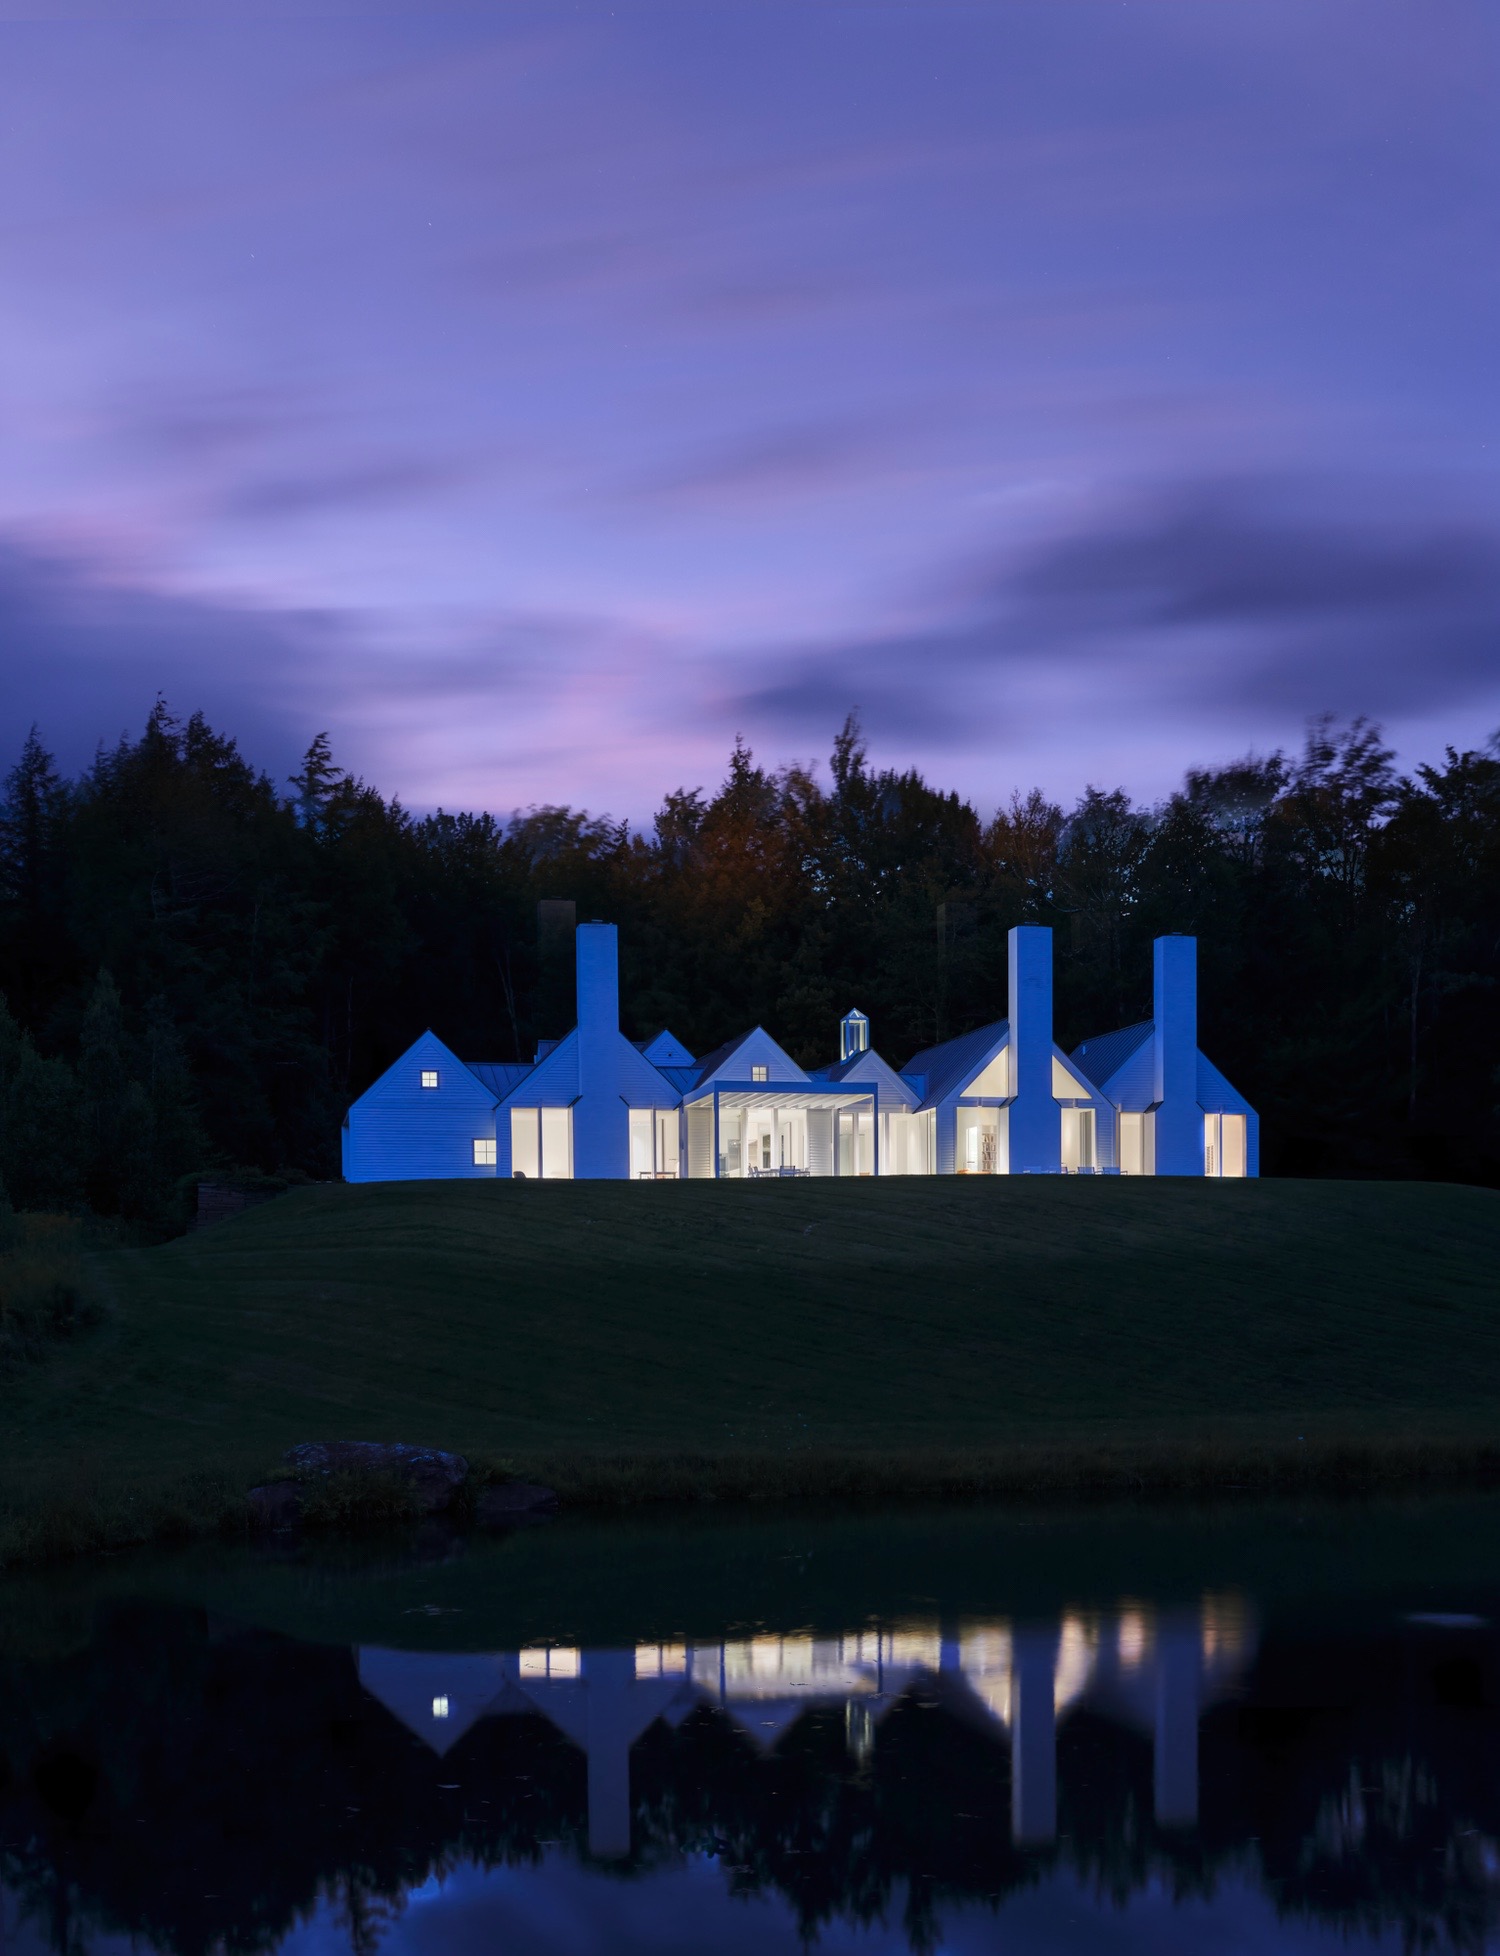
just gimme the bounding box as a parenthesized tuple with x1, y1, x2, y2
(463, 1060, 532, 1100)
(900, 1018, 1009, 1109)
(1069, 1021, 1153, 1090)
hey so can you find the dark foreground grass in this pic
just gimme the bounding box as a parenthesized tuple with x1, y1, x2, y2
(2, 1175, 1498, 1565)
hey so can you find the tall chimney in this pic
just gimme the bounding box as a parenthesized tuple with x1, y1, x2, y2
(572, 921, 626, 1179)
(576, 921, 619, 1043)
(1151, 935, 1200, 1175)
(1007, 924, 1060, 1173)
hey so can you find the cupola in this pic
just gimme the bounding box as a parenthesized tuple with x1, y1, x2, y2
(839, 1008, 870, 1062)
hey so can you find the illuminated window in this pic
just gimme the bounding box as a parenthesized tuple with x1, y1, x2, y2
(420, 1069, 439, 1089)
(1061, 1107, 1095, 1171)
(509, 1107, 573, 1179)
(473, 1138, 496, 1166)
(635, 1643, 688, 1678)
(751, 1064, 769, 1082)
(432, 1696, 449, 1719)
(519, 1645, 580, 1678)
(1203, 1112, 1248, 1178)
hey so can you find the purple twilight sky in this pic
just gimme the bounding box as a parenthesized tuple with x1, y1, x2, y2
(1, 0, 1497, 822)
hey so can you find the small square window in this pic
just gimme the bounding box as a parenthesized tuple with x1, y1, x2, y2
(420, 1069, 439, 1090)
(751, 1064, 769, 1083)
(473, 1137, 497, 1166)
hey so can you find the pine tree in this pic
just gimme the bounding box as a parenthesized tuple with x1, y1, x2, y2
(289, 731, 345, 833)
(0, 994, 86, 1211)
(78, 970, 154, 1217)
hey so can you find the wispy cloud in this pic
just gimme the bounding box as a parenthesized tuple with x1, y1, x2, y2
(724, 476, 1500, 749)
(221, 456, 481, 523)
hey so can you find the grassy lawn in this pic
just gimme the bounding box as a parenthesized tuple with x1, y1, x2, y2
(2, 1174, 1498, 1557)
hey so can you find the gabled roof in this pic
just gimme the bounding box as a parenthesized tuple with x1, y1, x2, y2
(808, 1047, 922, 1110)
(689, 1028, 759, 1082)
(357, 1648, 509, 1756)
(689, 1026, 809, 1089)
(1198, 1050, 1255, 1115)
(1069, 1020, 1152, 1091)
(638, 1029, 696, 1068)
(901, 1019, 1009, 1110)
(1069, 1021, 1255, 1116)
(502, 1027, 580, 1104)
(464, 1060, 533, 1099)
(352, 1029, 499, 1112)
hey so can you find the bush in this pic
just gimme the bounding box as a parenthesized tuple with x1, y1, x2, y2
(0, 1214, 108, 1367)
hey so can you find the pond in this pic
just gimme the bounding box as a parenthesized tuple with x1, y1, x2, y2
(4, 1492, 1500, 1954)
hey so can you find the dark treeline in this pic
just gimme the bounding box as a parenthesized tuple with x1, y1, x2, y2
(1, 700, 1497, 1229)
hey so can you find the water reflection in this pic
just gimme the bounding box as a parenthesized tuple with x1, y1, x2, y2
(2, 1555, 1498, 1953)
(355, 1599, 1254, 1858)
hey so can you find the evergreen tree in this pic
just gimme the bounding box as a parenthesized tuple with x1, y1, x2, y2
(78, 970, 154, 1218)
(0, 995, 86, 1212)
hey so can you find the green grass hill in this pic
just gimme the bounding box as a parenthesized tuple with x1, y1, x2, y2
(3, 1175, 1499, 1549)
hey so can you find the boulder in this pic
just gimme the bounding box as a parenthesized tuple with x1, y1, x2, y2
(284, 1441, 469, 1513)
(247, 1481, 302, 1530)
(476, 1480, 559, 1526)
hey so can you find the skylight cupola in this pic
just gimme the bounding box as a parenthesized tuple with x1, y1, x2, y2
(840, 1009, 870, 1061)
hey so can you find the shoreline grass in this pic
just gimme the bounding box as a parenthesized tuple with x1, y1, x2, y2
(7, 1431, 1500, 1573)
(2, 1175, 1498, 1570)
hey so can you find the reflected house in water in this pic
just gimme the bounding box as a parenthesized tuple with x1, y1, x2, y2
(6, 1569, 1500, 1956)
(355, 1599, 1256, 1859)
(343, 917, 1257, 1182)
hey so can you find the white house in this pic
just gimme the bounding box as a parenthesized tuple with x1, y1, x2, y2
(341, 920, 1257, 1182)
(355, 1599, 1256, 1855)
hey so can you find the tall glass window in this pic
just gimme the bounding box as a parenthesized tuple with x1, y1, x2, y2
(540, 1107, 572, 1179)
(509, 1108, 573, 1179)
(1061, 1107, 1096, 1171)
(957, 1107, 1001, 1173)
(510, 1108, 540, 1179)
(1204, 1112, 1247, 1178)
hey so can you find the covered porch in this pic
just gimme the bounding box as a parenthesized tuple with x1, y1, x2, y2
(683, 1084, 879, 1179)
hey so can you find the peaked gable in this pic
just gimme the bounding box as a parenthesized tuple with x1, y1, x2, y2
(353, 1030, 498, 1113)
(501, 1028, 580, 1105)
(902, 1019, 1009, 1109)
(811, 1047, 921, 1110)
(1051, 1051, 1101, 1103)
(1198, 1050, 1254, 1115)
(692, 1025, 809, 1088)
(503, 1021, 687, 1108)
(1069, 1021, 1254, 1118)
(610, 1028, 699, 1104)
(640, 1029, 695, 1067)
